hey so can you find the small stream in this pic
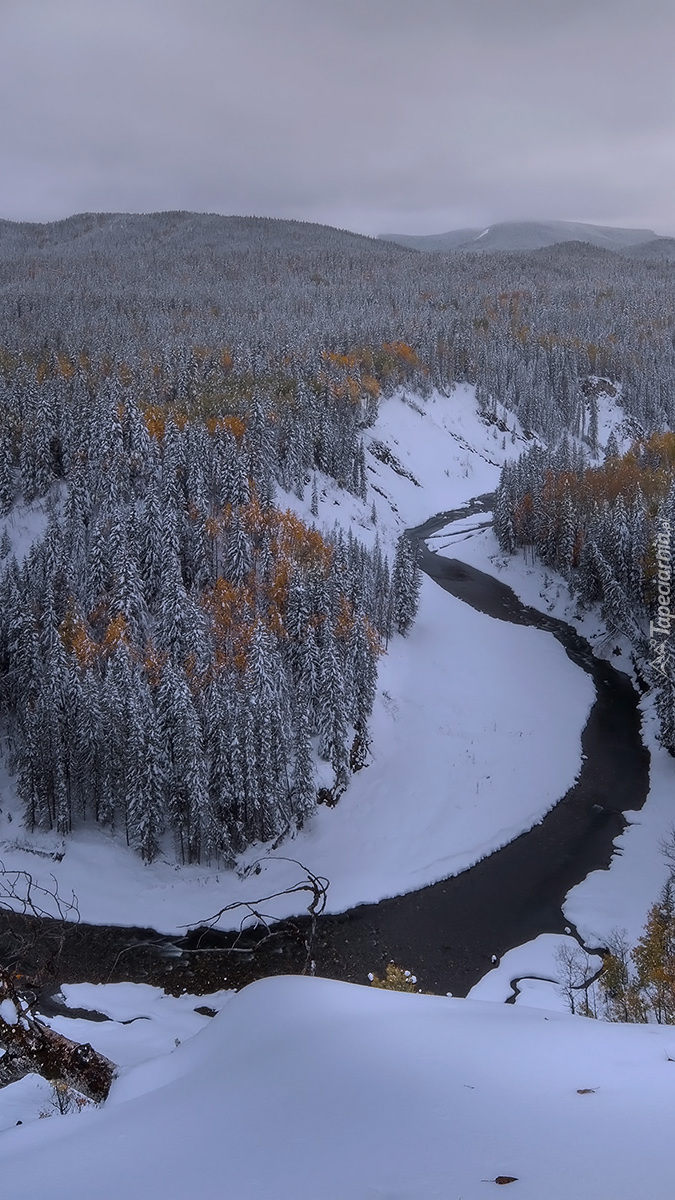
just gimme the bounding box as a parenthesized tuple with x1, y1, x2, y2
(0, 496, 651, 1003)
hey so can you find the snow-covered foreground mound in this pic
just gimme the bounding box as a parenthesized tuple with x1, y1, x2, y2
(3, 975, 674, 1200)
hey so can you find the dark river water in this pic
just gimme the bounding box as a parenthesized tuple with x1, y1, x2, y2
(310, 496, 650, 994)
(1, 496, 651, 1005)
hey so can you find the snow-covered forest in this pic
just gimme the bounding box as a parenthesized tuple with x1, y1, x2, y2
(3, 212, 675, 440)
(1, 210, 675, 1198)
(494, 429, 675, 748)
(0, 211, 673, 865)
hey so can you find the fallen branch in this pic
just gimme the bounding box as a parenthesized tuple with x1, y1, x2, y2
(0, 968, 115, 1103)
(0, 862, 114, 1102)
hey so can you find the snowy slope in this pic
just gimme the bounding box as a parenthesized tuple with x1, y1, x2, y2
(2, 975, 675, 1200)
(0, 385, 595, 929)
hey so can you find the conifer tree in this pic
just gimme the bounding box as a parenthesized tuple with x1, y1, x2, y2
(392, 533, 422, 636)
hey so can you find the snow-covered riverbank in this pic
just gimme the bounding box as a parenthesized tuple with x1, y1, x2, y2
(450, 516, 674, 1000)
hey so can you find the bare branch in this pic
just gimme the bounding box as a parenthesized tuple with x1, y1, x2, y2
(180, 857, 329, 975)
(0, 860, 80, 924)
(181, 857, 328, 931)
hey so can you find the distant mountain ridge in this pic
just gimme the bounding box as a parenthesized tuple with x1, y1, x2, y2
(620, 236, 675, 262)
(380, 219, 664, 254)
(0, 210, 398, 255)
(2, 212, 666, 259)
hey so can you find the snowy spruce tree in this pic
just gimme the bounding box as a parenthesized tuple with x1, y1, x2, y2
(391, 534, 422, 636)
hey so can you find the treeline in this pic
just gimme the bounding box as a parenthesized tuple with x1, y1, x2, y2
(0, 381, 421, 863)
(494, 433, 675, 748)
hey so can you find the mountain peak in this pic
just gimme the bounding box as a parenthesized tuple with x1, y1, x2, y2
(379, 219, 661, 254)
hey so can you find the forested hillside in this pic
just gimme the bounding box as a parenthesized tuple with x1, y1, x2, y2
(495, 432, 675, 748)
(3, 211, 675, 440)
(0, 211, 673, 863)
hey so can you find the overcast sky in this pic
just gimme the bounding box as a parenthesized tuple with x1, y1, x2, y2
(1, 0, 673, 235)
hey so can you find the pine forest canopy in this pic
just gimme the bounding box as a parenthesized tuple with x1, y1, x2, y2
(1, 210, 675, 441)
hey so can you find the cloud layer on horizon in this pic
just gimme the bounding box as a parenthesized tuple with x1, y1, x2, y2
(1, 0, 672, 235)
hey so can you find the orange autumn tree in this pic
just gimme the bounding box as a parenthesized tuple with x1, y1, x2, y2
(59, 601, 99, 671)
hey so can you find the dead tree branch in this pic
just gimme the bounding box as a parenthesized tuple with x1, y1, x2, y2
(0, 968, 115, 1102)
(181, 857, 329, 975)
(0, 859, 80, 985)
(0, 863, 114, 1101)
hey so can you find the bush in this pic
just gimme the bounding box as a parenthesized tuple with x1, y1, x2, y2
(368, 963, 419, 992)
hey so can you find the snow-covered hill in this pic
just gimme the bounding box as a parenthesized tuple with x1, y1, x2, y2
(3, 974, 675, 1200)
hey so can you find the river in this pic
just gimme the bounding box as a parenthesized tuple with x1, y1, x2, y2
(1, 496, 651, 1005)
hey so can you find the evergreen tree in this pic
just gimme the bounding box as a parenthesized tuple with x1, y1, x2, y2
(316, 626, 350, 791)
(392, 533, 422, 635)
(290, 688, 316, 824)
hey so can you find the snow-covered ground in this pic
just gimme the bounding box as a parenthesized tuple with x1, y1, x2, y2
(0, 982, 231, 1131)
(3, 974, 675, 1200)
(467, 932, 602, 1011)
(0, 385, 595, 930)
(0, 491, 53, 563)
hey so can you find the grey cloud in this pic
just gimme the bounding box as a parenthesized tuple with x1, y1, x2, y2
(0, 0, 673, 234)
